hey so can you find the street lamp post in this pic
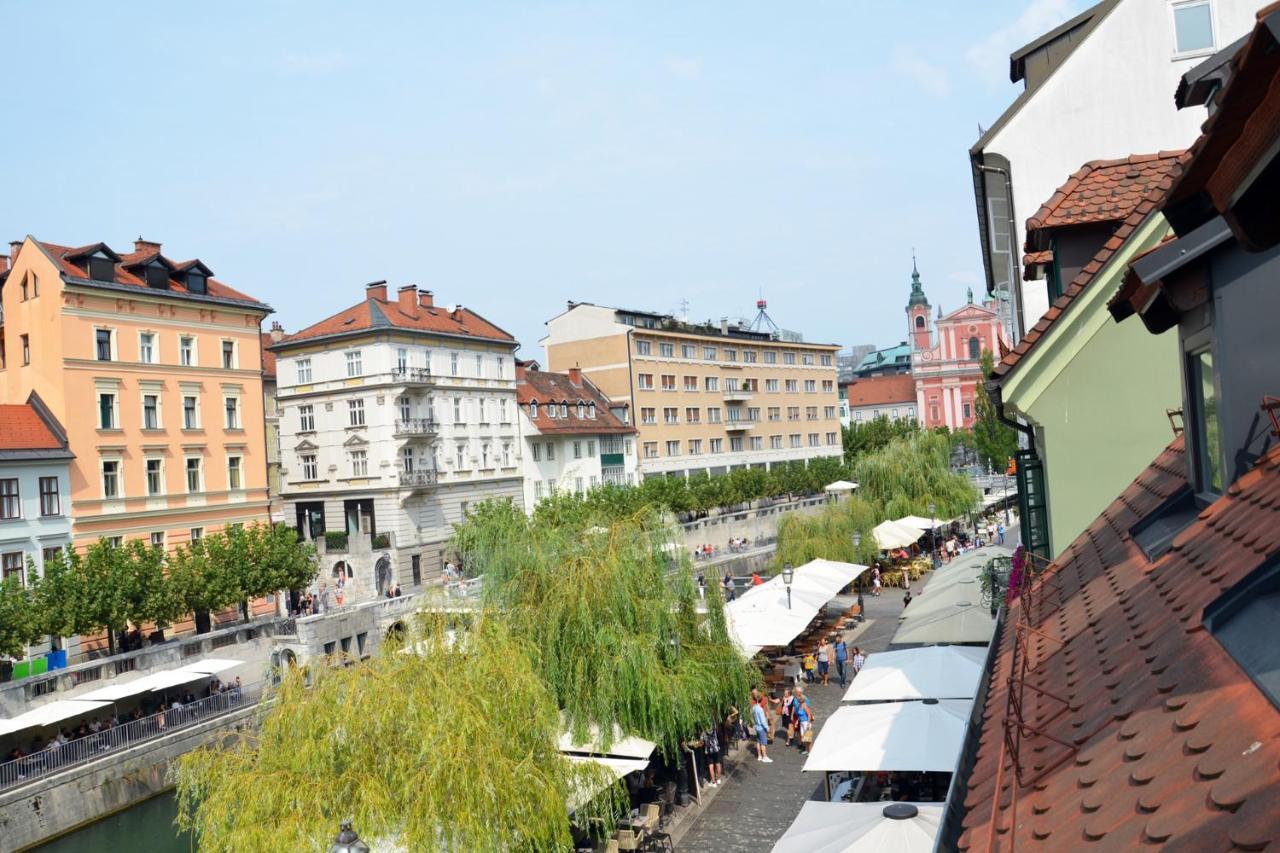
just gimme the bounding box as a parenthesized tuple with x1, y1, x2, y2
(329, 821, 371, 853)
(929, 501, 939, 568)
(852, 532, 865, 622)
(782, 563, 794, 610)
(1003, 469, 1011, 524)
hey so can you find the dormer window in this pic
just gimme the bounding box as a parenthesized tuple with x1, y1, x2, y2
(144, 264, 170, 290)
(560, 402, 568, 418)
(530, 400, 538, 418)
(87, 255, 115, 282)
(186, 272, 207, 294)
(577, 401, 585, 419)
(588, 402, 596, 419)
(1188, 347, 1223, 496)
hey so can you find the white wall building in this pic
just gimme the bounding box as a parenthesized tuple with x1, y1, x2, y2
(271, 283, 522, 599)
(971, 0, 1258, 339)
(516, 363, 638, 508)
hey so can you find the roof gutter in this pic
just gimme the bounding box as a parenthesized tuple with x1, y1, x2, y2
(977, 164, 1026, 341)
(985, 379, 1034, 442)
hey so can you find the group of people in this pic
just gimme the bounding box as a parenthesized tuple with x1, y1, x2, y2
(800, 633, 865, 688)
(746, 685, 816, 763)
(973, 519, 1007, 547)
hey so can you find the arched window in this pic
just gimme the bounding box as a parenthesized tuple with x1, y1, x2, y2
(968, 337, 981, 359)
(915, 315, 925, 329)
(577, 401, 585, 419)
(530, 400, 538, 418)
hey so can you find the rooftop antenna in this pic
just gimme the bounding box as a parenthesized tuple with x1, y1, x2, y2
(748, 296, 780, 336)
(679, 298, 690, 322)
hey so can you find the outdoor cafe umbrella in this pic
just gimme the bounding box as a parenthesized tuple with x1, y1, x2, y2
(803, 699, 971, 773)
(872, 520, 924, 551)
(842, 645, 988, 703)
(771, 801, 943, 853)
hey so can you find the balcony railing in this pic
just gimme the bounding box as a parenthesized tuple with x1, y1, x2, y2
(391, 367, 433, 385)
(397, 469, 438, 488)
(0, 684, 255, 791)
(722, 388, 753, 401)
(724, 420, 754, 431)
(393, 418, 438, 437)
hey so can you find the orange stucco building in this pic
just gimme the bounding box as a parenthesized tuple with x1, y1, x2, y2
(0, 237, 272, 551)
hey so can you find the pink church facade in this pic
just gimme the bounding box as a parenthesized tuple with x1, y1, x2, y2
(904, 261, 1008, 431)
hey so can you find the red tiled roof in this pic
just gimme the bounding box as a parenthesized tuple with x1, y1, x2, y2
(517, 369, 634, 435)
(1022, 250, 1053, 282)
(1025, 152, 1185, 236)
(280, 295, 514, 346)
(0, 403, 65, 451)
(28, 239, 266, 307)
(957, 437, 1280, 851)
(992, 154, 1189, 382)
(843, 374, 917, 408)
(259, 333, 277, 380)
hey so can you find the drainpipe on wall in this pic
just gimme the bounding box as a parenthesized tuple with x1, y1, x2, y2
(976, 164, 1026, 342)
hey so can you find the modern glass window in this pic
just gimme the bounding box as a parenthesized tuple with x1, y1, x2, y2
(146, 458, 164, 496)
(0, 479, 18, 519)
(350, 450, 368, 477)
(139, 332, 156, 363)
(98, 393, 117, 429)
(345, 350, 362, 377)
(296, 358, 312, 383)
(301, 454, 318, 480)
(227, 456, 242, 490)
(143, 394, 161, 429)
(183, 395, 199, 429)
(180, 336, 195, 366)
(224, 397, 240, 429)
(1172, 0, 1215, 54)
(299, 404, 315, 432)
(349, 399, 366, 427)
(96, 328, 113, 361)
(39, 477, 60, 516)
(1190, 348, 1223, 495)
(102, 460, 121, 498)
(221, 340, 236, 369)
(186, 457, 203, 493)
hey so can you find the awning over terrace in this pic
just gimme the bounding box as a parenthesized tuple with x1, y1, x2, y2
(726, 559, 865, 655)
(771, 801, 944, 853)
(841, 646, 988, 703)
(872, 520, 925, 550)
(802, 699, 971, 773)
(0, 699, 113, 737)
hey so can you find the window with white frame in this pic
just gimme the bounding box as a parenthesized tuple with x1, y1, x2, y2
(39, 477, 60, 516)
(398, 396, 411, 422)
(703, 346, 717, 360)
(707, 407, 721, 423)
(454, 397, 463, 424)
(688, 438, 702, 455)
(666, 440, 680, 456)
(183, 394, 200, 429)
(142, 393, 161, 429)
(0, 479, 18, 519)
(180, 335, 196, 367)
(546, 442, 556, 461)
(681, 344, 695, 358)
(348, 398, 366, 427)
(783, 351, 796, 365)
(636, 340, 652, 355)
(559, 402, 568, 418)
(502, 442, 512, 466)
(588, 402, 595, 419)
(497, 357, 505, 379)
(139, 331, 157, 364)
(765, 378, 779, 392)
(1, 552, 23, 583)
(785, 379, 798, 392)
(475, 353, 483, 377)
(396, 348, 408, 374)
(641, 407, 656, 425)
(764, 351, 777, 364)
(661, 375, 676, 391)
(95, 328, 115, 361)
(296, 358, 312, 383)
(185, 457, 203, 493)
(643, 442, 658, 459)
(227, 455, 243, 490)
(802, 353, 815, 366)
(450, 352, 459, 376)
(481, 443, 491, 468)
(345, 350, 362, 377)
(350, 450, 368, 477)
(750, 436, 763, 450)
(532, 443, 542, 462)
(145, 458, 164, 496)
(1172, 0, 1215, 55)
(455, 444, 467, 470)
(301, 454, 318, 480)
(577, 401, 586, 418)
(638, 374, 654, 390)
(530, 400, 539, 419)
(500, 398, 509, 422)
(224, 396, 240, 429)
(299, 404, 315, 432)
(659, 342, 674, 357)
(683, 376, 697, 392)
(705, 376, 719, 392)
(221, 340, 236, 369)
(98, 392, 118, 429)
(770, 434, 783, 449)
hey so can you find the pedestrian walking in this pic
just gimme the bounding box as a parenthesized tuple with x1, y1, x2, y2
(997, 523, 1006, 545)
(779, 687, 794, 745)
(834, 634, 849, 687)
(751, 699, 772, 762)
(697, 571, 706, 600)
(703, 726, 723, 786)
(792, 687, 816, 752)
(802, 652, 817, 683)
(722, 571, 735, 601)
(817, 638, 831, 686)
(751, 571, 764, 586)
(852, 647, 866, 676)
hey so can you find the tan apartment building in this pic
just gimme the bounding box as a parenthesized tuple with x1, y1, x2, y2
(542, 303, 842, 478)
(0, 237, 272, 553)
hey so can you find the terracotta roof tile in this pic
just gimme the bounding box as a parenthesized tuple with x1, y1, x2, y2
(1021, 250, 1053, 282)
(0, 403, 66, 452)
(992, 154, 1191, 383)
(1026, 152, 1186, 236)
(280, 296, 514, 346)
(516, 369, 635, 435)
(957, 437, 1280, 851)
(843, 374, 917, 408)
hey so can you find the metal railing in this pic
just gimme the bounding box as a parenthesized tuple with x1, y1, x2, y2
(391, 367, 433, 384)
(397, 470, 438, 487)
(393, 417, 437, 437)
(0, 684, 256, 791)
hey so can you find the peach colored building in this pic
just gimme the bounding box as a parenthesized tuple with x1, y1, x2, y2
(0, 237, 272, 551)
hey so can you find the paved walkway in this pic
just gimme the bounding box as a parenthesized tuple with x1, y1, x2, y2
(676, 588, 911, 852)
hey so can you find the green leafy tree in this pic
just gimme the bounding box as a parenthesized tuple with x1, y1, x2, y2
(30, 547, 91, 650)
(0, 574, 37, 660)
(842, 416, 919, 462)
(174, 613, 615, 852)
(80, 539, 134, 655)
(167, 537, 236, 634)
(851, 431, 978, 520)
(973, 349, 1019, 472)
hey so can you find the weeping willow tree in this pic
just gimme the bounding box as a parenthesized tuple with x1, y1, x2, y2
(454, 500, 757, 757)
(774, 495, 881, 569)
(172, 611, 620, 852)
(852, 430, 977, 519)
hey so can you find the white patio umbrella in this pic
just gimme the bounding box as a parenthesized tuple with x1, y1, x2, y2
(872, 520, 924, 550)
(895, 515, 941, 531)
(803, 699, 971, 773)
(727, 560, 864, 652)
(824, 480, 859, 494)
(842, 646, 988, 702)
(772, 801, 943, 853)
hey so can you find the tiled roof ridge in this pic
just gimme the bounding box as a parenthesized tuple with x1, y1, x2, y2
(278, 295, 516, 346)
(517, 368, 635, 434)
(958, 434, 1280, 850)
(1025, 150, 1187, 234)
(992, 154, 1190, 382)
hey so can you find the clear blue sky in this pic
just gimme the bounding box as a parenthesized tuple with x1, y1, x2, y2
(1, 0, 1080, 357)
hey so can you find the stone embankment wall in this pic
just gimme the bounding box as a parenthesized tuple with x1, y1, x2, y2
(678, 495, 828, 553)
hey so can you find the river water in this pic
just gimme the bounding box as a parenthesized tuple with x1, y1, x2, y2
(33, 791, 192, 852)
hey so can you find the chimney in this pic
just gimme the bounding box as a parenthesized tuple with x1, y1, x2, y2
(269, 320, 284, 343)
(0, 255, 8, 274)
(9, 241, 22, 263)
(419, 289, 434, 309)
(365, 281, 388, 301)
(720, 317, 729, 334)
(397, 284, 418, 314)
(515, 361, 528, 381)
(134, 237, 162, 255)
(568, 366, 582, 386)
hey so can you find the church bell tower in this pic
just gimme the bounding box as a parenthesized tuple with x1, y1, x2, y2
(906, 254, 932, 351)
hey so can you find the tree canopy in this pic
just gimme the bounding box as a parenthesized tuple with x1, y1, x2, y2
(972, 349, 1019, 473)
